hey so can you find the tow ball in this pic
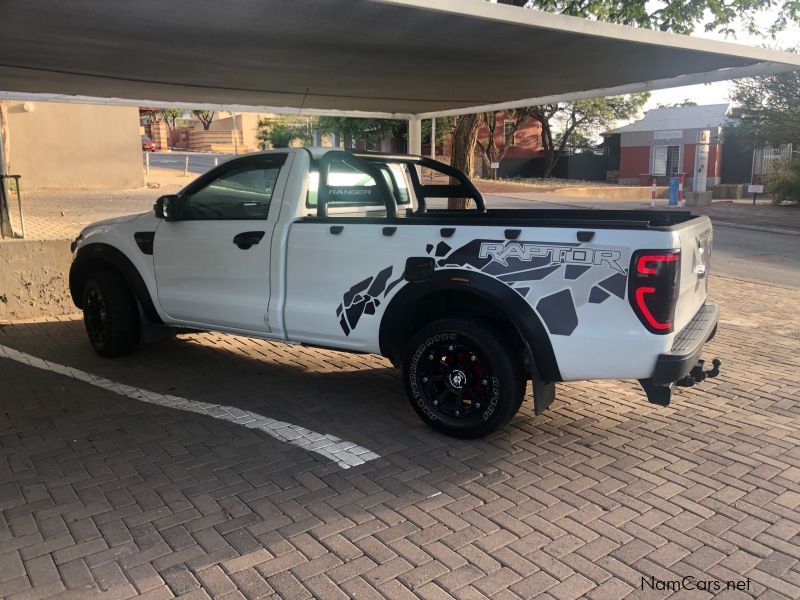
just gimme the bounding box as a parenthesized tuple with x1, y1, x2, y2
(677, 358, 721, 387)
(639, 358, 722, 406)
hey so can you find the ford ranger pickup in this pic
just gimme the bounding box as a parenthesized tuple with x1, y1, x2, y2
(69, 148, 720, 438)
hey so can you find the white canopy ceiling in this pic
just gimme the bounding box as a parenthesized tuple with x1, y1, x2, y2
(1, 0, 799, 118)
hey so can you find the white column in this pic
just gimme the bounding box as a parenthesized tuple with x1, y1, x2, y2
(408, 117, 422, 156)
(430, 118, 436, 160)
(694, 129, 710, 192)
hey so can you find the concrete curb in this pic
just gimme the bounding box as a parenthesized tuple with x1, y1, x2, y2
(711, 220, 800, 237)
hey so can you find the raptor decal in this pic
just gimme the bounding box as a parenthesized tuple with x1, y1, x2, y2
(336, 236, 629, 336)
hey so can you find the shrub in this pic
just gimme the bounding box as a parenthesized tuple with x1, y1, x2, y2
(765, 157, 800, 205)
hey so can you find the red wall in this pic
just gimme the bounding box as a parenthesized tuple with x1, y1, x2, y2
(682, 143, 723, 178)
(620, 143, 723, 181)
(436, 114, 542, 158)
(619, 146, 650, 180)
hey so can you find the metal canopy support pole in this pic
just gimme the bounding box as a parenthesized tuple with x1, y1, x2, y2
(408, 117, 422, 156)
(430, 118, 436, 160)
(232, 112, 240, 156)
(0, 101, 13, 238)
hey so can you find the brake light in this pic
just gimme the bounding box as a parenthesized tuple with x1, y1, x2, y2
(629, 250, 680, 334)
(636, 254, 679, 275)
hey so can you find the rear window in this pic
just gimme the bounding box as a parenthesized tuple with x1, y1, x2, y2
(306, 157, 412, 209)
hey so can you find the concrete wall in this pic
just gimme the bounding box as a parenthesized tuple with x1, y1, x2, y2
(6, 101, 143, 190)
(205, 112, 271, 151)
(0, 240, 75, 321)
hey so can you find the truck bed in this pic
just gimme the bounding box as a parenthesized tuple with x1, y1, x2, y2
(302, 208, 701, 230)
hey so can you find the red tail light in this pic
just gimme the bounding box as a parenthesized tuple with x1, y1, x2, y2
(629, 250, 680, 334)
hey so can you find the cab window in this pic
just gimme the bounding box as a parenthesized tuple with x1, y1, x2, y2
(182, 159, 282, 220)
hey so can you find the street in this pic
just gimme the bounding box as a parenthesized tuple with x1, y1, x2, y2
(711, 224, 800, 289)
(146, 150, 234, 174)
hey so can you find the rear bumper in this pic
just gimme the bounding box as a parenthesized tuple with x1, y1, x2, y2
(648, 302, 719, 386)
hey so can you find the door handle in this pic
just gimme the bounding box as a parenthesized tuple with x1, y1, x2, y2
(233, 231, 265, 250)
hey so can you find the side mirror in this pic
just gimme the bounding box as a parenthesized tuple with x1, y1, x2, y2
(154, 195, 180, 221)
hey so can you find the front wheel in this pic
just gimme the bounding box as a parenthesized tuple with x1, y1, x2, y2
(402, 318, 525, 438)
(82, 270, 141, 357)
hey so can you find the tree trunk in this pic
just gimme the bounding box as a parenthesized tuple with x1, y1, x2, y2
(449, 114, 481, 209)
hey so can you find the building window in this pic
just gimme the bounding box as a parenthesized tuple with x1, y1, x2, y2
(504, 119, 516, 146)
(653, 145, 680, 176)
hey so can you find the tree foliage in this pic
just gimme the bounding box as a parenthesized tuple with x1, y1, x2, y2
(317, 117, 407, 150)
(498, 1, 799, 37)
(475, 109, 531, 178)
(256, 116, 312, 149)
(193, 110, 216, 131)
(158, 108, 183, 131)
(533, 94, 648, 177)
(656, 99, 699, 109)
(422, 117, 455, 150)
(729, 69, 800, 146)
(765, 157, 800, 204)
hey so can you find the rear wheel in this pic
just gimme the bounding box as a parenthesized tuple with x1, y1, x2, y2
(402, 318, 525, 438)
(82, 270, 140, 357)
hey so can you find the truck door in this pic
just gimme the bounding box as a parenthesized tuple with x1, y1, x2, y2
(153, 153, 290, 333)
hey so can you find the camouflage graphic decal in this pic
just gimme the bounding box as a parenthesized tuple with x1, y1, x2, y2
(337, 266, 393, 335)
(336, 236, 628, 336)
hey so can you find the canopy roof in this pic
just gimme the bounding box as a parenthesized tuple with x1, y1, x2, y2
(1, 0, 799, 118)
(610, 104, 732, 134)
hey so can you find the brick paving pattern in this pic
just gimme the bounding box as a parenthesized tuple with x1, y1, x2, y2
(0, 275, 798, 599)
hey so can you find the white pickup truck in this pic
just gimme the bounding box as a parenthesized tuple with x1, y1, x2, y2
(69, 148, 720, 438)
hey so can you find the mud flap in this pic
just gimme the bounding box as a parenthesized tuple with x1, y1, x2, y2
(533, 379, 556, 415)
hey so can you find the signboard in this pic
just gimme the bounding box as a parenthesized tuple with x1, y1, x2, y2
(747, 184, 764, 194)
(654, 130, 682, 140)
(490, 162, 500, 169)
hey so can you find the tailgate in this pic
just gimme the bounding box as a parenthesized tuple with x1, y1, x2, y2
(673, 216, 713, 332)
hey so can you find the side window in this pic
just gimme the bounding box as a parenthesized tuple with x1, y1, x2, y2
(182, 161, 281, 220)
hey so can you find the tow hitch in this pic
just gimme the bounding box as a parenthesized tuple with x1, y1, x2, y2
(676, 358, 721, 387)
(638, 358, 722, 407)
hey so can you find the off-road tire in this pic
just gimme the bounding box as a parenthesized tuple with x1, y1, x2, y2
(402, 318, 525, 438)
(82, 269, 141, 357)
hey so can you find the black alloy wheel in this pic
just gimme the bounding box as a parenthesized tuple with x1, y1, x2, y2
(403, 318, 525, 438)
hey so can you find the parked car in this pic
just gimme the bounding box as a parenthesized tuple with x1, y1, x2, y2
(141, 135, 156, 151)
(68, 148, 720, 438)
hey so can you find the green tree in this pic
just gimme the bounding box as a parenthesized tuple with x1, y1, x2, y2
(158, 108, 183, 131)
(533, 94, 648, 177)
(256, 116, 312, 149)
(475, 109, 531, 179)
(765, 157, 800, 204)
(656, 99, 699, 109)
(193, 110, 216, 130)
(317, 117, 407, 151)
(730, 69, 800, 146)
(422, 117, 455, 152)
(496, 1, 799, 36)
(447, 0, 800, 201)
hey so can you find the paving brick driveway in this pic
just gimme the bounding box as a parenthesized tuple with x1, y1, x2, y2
(0, 275, 798, 599)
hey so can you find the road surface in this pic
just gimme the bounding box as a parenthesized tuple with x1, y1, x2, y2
(147, 151, 234, 174)
(146, 152, 800, 288)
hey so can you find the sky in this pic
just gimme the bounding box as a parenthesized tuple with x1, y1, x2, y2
(643, 5, 800, 111)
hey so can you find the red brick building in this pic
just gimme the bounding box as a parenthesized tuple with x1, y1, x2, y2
(427, 113, 543, 176)
(605, 104, 729, 187)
